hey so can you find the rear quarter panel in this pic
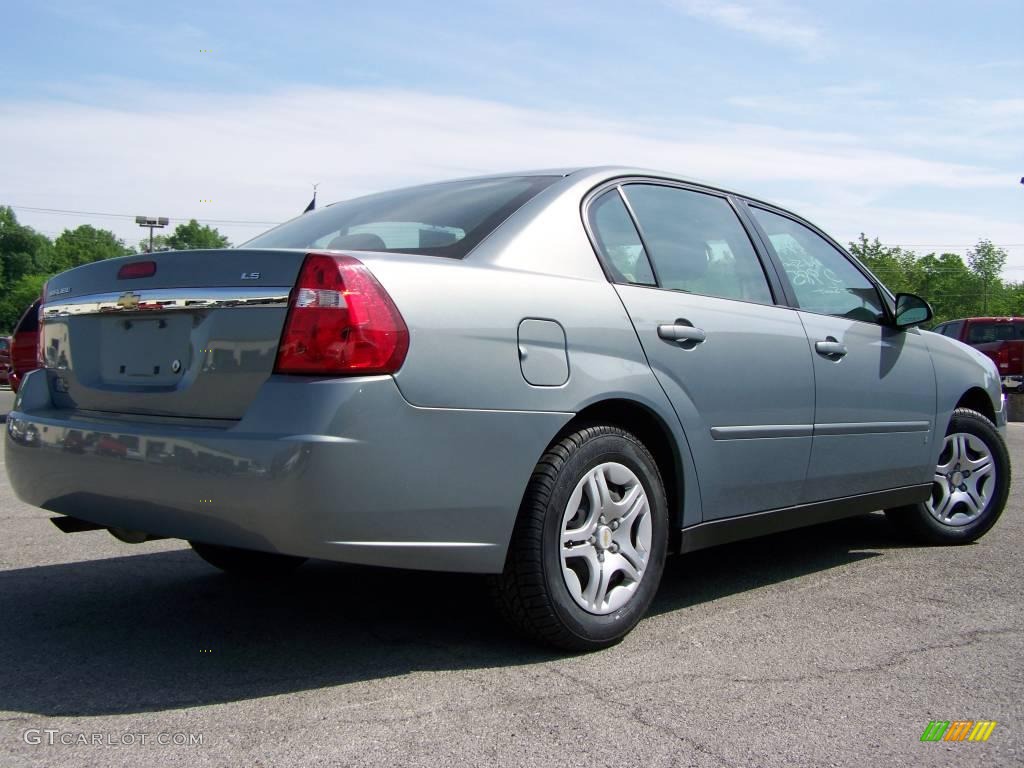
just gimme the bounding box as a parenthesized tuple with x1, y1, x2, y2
(357, 177, 705, 526)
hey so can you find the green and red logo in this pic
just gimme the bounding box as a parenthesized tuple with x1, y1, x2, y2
(920, 720, 997, 742)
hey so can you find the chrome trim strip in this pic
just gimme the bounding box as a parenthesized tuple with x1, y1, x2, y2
(813, 421, 931, 436)
(328, 541, 496, 548)
(710, 424, 813, 440)
(42, 287, 291, 317)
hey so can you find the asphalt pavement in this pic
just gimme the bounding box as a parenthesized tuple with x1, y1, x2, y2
(0, 386, 1020, 767)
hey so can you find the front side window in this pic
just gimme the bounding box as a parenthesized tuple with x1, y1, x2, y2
(620, 184, 773, 304)
(244, 176, 558, 258)
(750, 208, 885, 323)
(587, 190, 655, 285)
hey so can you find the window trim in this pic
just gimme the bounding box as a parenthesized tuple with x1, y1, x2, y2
(581, 176, 785, 308)
(739, 200, 896, 327)
(584, 187, 659, 286)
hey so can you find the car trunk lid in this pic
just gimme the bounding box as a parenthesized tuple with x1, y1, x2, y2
(39, 249, 307, 420)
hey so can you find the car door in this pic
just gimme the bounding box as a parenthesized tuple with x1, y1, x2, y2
(587, 181, 815, 520)
(745, 205, 936, 502)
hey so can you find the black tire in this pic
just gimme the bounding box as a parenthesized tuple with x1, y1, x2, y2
(885, 407, 1011, 544)
(189, 541, 307, 576)
(490, 425, 669, 651)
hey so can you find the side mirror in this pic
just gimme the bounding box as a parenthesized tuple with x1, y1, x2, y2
(893, 293, 933, 329)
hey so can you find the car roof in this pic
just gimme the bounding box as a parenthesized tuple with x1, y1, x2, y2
(329, 166, 789, 212)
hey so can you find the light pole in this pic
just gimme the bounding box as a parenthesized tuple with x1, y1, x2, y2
(135, 216, 169, 253)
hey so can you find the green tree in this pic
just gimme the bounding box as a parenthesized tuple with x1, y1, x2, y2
(139, 219, 230, 252)
(916, 252, 977, 325)
(0, 273, 48, 333)
(51, 225, 131, 272)
(0, 206, 53, 284)
(966, 239, 1008, 315)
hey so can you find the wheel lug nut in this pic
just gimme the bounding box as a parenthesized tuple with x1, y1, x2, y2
(959, 484, 967, 491)
(597, 552, 605, 562)
(599, 515, 607, 525)
(609, 543, 619, 553)
(588, 536, 596, 545)
(610, 520, 619, 530)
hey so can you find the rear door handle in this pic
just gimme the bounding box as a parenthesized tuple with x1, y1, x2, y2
(814, 338, 847, 358)
(657, 323, 707, 344)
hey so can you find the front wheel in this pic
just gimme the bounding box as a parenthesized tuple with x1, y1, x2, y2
(885, 408, 1011, 544)
(490, 425, 669, 651)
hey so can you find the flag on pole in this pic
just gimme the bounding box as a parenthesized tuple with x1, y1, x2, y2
(303, 183, 319, 213)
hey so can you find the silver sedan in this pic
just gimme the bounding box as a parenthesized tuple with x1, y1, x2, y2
(6, 167, 1011, 649)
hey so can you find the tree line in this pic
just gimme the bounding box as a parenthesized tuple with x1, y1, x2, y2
(0, 205, 1019, 332)
(849, 235, 1020, 324)
(0, 206, 229, 331)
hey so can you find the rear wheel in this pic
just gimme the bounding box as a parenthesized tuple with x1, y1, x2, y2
(189, 541, 307, 576)
(885, 408, 1010, 544)
(491, 425, 669, 651)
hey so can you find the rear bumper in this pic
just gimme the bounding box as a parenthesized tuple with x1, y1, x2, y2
(5, 370, 571, 573)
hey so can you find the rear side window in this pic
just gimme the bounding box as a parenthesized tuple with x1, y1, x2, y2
(588, 190, 656, 285)
(967, 322, 1021, 343)
(244, 176, 559, 258)
(620, 184, 774, 304)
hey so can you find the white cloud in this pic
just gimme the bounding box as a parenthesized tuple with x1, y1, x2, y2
(0, 85, 1020, 268)
(667, 0, 824, 56)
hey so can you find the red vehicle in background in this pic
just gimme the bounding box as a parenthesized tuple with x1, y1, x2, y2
(0, 336, 10, 387)
(932, 316, 1024, 392)
(8, 299, 41, 394)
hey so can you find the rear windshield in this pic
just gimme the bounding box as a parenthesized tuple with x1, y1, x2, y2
(243, 176, 559, 258)
(967, 321, 1024, 343)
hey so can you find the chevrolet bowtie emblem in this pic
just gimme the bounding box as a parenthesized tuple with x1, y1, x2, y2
(116, 291, 140, 309)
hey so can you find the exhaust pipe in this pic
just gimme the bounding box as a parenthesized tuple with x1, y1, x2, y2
(50, 516, 104, 533)
(50, 516, 166, 543)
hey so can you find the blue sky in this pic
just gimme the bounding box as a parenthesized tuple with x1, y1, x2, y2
(2, 0, 1022, 270)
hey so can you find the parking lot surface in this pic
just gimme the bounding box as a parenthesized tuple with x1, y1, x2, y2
(0, 387, 1020, 767)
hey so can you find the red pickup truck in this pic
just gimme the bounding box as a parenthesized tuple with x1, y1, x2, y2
(932, 317, 1024, 392)
(8, 299, 41, 394)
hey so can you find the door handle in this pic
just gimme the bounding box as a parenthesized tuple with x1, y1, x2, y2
(657, 323, 707, 344)
(815, 338, 847, 358)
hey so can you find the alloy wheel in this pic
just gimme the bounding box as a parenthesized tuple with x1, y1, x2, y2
(927, 432, 996, 527)
(560, 461, 652, 615)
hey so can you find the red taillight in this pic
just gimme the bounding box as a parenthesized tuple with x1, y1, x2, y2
(118, 260, 157, 279)
(274, 252, 409, 375)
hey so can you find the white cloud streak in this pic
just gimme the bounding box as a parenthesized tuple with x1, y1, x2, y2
(0, 85, 1020, 266)
(667, 0, 824, 55)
